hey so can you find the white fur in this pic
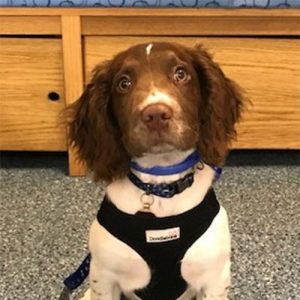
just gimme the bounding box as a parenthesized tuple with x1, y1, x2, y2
(139, 89, 180, 113)
(146, 44, 153, 56)
(80, 149, 231, 300)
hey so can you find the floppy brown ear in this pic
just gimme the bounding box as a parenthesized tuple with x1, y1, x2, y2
(188, 44, 244, 166)
(66, 61, 130, 182)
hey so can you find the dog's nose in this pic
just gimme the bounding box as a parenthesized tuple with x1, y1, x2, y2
(141, 104, 173, 130)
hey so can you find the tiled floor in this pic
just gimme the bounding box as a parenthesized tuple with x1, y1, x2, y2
(0, 151, 299, 300)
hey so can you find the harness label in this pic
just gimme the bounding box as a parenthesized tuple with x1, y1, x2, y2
(146, 227, 180, 243)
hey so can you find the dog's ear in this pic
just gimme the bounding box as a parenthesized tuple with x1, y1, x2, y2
(66, 61, 130, 182)
(187, 44, 244, 166)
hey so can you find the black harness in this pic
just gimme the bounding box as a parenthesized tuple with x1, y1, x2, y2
(97, 189, 220, 300)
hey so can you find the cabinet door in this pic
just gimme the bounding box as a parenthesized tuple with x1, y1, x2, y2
(84, 37, 300, 149)
(0, 38, 67, 151)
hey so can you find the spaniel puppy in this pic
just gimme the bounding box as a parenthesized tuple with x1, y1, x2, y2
(68, 42, 243, 300)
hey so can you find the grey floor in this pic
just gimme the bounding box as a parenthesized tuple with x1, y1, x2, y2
(0, 151, 299, 300)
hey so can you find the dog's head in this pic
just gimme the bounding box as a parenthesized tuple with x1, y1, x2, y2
(67, 42, 243, 182)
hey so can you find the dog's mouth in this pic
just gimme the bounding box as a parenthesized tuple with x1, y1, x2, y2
(123, 121, 198, 157)
(146, 143, 177, 154)
(146, 127, 174, 142)
(144, 132, 178, 154)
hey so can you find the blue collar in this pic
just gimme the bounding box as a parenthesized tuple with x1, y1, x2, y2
(130, 151, 201, 176)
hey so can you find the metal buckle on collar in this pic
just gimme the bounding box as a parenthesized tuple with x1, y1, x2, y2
(159, 183, 175, 198)
(145, 183, 152, 195)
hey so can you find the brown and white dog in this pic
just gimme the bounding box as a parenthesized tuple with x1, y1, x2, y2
(67, 42, 244, 300)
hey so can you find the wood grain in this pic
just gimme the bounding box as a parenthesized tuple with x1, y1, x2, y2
(82, 15, 300, 36)
(61, 15, 86, 176)
(84, 37, 300, 149)
(0, 16, 61, 35)
(0, 38, 67, 151)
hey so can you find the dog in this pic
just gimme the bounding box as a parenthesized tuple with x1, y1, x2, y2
(67, 42, 244, 300)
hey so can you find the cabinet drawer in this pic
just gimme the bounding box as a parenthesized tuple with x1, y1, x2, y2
(84, 37, 300, 149)
(0, 38, 67, 151)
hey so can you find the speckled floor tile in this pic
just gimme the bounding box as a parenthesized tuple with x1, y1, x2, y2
(0, 151, 299, 300)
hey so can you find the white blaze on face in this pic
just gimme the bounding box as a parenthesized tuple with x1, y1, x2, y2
(146, 43, 153, 57)
(141, 43, 181, 113)
(138, 89, 181, 116)
(141, 90, 175, 109)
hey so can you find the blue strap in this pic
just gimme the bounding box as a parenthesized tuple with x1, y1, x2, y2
(62, 253, 91, 292)
(211, 165, 222, 180)
(130, 151, 201, 176)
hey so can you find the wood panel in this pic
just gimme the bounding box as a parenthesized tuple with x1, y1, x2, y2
(84, 36, 300, 149)
(0, 16, 61, 35)
(0, 38, 67, 151)
(82, 15, 300, 36)
(76, 8, 300, 36)
(61, 16, 86, 176)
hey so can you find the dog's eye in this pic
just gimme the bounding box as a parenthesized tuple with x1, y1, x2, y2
(117, 75, 132, 93)
(173, 66, 190, 83)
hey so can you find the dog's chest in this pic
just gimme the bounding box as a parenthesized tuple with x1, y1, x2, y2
(94, 189, 220, 299)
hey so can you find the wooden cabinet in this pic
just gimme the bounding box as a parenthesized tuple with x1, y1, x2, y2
(0, 38, 67, 151)
(84, 36, 300, 149)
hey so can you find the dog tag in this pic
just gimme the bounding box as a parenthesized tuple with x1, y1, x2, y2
(196, 160, 204, 170)
(140, 193, 155, 213)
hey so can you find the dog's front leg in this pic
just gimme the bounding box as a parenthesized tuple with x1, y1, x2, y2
(80, 286, 120, 300)
(87, 261, 121, 300)
(182, 207, 231, 300)
(196, 259, 231, 300)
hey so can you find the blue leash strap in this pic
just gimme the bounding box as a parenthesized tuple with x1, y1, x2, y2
(59, 253, 91, 300)
(211, 165, 222, 180)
